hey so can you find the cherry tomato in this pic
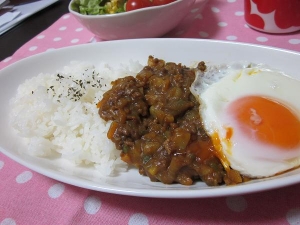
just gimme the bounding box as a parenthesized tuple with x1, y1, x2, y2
(126, 0, 153, 11)
(152, 0, 176, 6)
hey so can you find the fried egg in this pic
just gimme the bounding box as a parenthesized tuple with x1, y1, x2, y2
(191, 63, 300, 178)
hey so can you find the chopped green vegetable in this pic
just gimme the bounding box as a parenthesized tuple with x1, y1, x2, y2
(71, 0, 126, 15)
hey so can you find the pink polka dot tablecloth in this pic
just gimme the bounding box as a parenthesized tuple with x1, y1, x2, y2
(1, 0, 300, 224)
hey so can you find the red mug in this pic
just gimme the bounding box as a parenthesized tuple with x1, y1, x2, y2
(244, 0, 300, 33)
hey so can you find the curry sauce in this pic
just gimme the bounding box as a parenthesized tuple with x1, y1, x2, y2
(98, 56, 245, 186)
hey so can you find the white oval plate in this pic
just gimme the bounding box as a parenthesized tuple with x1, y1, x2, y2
(1, 39, 300, 198)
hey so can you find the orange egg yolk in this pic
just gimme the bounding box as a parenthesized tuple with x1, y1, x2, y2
(228, 96, 300, 149)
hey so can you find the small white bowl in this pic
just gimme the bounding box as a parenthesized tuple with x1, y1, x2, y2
(68, 0, 196, 40)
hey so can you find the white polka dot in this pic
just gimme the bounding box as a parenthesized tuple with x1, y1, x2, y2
(218, 22, 228, 27)
(89, 37, 97, 43)
(3, 57, 12, 63)
(53, 37, 62, 42)
(199, 31, 209, 38)
(226, 196, 248, 212)
(211, 7, 220, 13)
(36, 34, 45, 39)
(29, 46, 38, 51)
(48, 183, 65, 199)
(75, 27, 83, 32)
(3, 56, 12, 63)
(16, 171, 33, 184)
(287, 208, 300, 225)
(0, 218, 16, 225)
(191, 8, 199, 13)
(195, 13, 203, 19)
(63, 14, 70, 19)
(59, 26, 67, 31)
(227, 0, 236, 2)
(0, 160, 4, 170)
(256, 37, 268, 42)
(235, 11, 244, 16)
(289, 39, 300, 44)
(128, 213, 149, 225)
(226, 35, 237, 41)
(71, 39, 79, 44)
(84, 196, 101, 215)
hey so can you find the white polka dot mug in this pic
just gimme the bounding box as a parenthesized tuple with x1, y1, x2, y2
(244, 0, 300, 33)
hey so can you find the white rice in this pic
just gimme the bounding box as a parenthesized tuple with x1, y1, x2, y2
(9, 60, 144, 176)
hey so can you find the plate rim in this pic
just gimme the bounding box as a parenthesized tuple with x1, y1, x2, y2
(2, 38, 300, 73)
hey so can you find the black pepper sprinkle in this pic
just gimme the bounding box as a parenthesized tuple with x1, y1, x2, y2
(57, 74, 64, 79)
(46, 69, 104, 103)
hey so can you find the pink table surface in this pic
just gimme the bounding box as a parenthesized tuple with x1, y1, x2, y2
(1, 0, 300, 224)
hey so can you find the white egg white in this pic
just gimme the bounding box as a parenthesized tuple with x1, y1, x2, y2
(191, 63, 300, 178)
